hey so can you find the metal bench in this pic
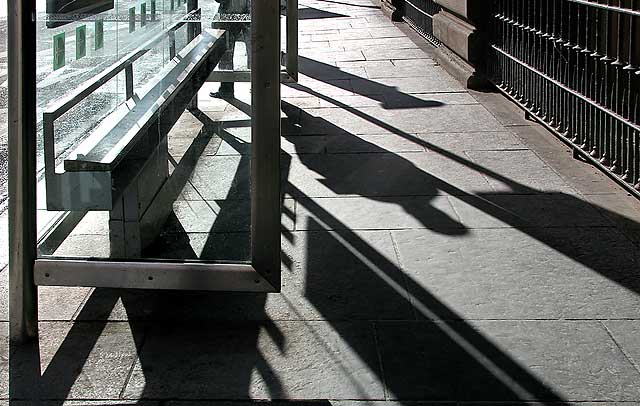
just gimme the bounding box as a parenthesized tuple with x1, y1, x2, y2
(43, 12, 229, 257)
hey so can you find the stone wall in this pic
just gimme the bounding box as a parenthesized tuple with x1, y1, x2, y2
(431, 0, 489, 89)
(381, 0, 490, 89)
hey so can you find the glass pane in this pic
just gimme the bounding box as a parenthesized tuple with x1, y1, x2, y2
(35, 0, 255, 263)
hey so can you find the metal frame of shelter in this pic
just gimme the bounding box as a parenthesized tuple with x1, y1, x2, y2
(8, 0, 294, 342)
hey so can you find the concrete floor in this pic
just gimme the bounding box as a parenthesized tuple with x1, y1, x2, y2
(4, 0, 640, 403)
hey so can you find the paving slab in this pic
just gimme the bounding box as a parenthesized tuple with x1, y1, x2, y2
(393, 227, 640, 320)
(603, 320, 640, 373)
(282, 78, 356, 98)
(466, 150, 580, 195)
(286, 91, 478, 111)
(311, 32, 375, 42)
(279, 229, 413, 321)
(0, 322, 6, 398)
(285, 152, 493, 199)
(324, 134, 426, 153)
(145, 231, 251, 262)
(277, 132, 427, 155)
(330, 37, 418, 50)
(68, 211, 109, 236)
(295, 196, 462, 231)
(0, 266, 89, 323)
(335, 59, 396, 71)
(417, 131, 526, 153)
(352, 74, 466, 94)
(376, 320, 640, 401)
(180, 155, 250, 200)
(166, 402, 452, 406)
(300, 18, 359, 32)
(469, 90, 534, 127)
(123, 321, 384, 400)
(312, 27, 405, 41)
(300, 40, 332, 50)
(0, 214, 6, 265)
(284, 105, 503, 136)
(169, 134, 226, 159)
(52, 234, 111, 258)
(362, 47, 434, 61)
(8, 402, 159, 405)
(584, 192, 640, 247)
(299, 64, 368, 81)
(282, 135, 329, 154)
(380, 92, 478, 108)
(365, 59, 440, 79)
(167, 199, 295, 232)
(11, 322, 143, 400)
(299, 49, 366, 63)
(286, 94, 383, 109)
(447, 193, 614, 229)
(507, 125, 618, 195)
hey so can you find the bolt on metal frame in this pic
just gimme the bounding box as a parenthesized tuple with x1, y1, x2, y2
(9, 0, 283, 342)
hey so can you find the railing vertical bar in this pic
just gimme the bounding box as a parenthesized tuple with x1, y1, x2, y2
(488, 0, 640, 196)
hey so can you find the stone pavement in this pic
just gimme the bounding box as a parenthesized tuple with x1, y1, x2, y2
(4, 0, 640, 403)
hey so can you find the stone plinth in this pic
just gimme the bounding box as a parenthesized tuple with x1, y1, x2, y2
(381, 0, 403, 21)
(433, 0, 489, 89)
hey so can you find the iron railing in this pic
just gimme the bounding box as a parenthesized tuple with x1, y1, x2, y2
(488, 0, 640, 194)
(402, 0, 441, 45)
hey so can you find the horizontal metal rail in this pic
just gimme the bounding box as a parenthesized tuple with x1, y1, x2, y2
(567, 0, 640, 17)
(491, 45, 640, 133)
(34, 259, 277, 292)
(44, 8, 202, 120)
(489, 0, 640, 193)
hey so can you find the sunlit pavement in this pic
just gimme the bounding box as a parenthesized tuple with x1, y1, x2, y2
(3, 0, 640, 403)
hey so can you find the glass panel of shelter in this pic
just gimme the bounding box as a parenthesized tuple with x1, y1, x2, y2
(35, 0, 256, 264)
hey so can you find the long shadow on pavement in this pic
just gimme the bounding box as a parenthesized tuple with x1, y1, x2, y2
(9, 57, 640, 404)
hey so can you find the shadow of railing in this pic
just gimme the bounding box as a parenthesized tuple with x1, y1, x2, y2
(9, 48, 640, 406)
(315, 0, 381, 9)
(293, 55, 445, 110)
(299, 7, 349, 19)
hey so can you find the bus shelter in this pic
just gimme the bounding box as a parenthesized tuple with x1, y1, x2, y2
(8, 0, 298, 342)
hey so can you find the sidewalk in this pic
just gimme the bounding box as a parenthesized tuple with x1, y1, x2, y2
(4, 0, 640, 402)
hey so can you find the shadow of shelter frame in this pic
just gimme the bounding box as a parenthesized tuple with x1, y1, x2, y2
(8, 0, 282, 342)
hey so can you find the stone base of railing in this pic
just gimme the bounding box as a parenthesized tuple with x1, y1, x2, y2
(434, 45, 487, 89)
(381, 0, 403, 21)
(432, 0, 489, 89)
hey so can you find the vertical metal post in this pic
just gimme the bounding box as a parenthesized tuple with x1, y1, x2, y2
(187, 0, 199, 110)
(125, 64, 134, 100)
(8, 0, 38, 342)
(169, 30, 177, 60)
(251, 0, 281, 291)
(286, 0, 298, 82)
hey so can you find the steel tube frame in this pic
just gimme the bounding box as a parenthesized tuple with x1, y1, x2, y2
(8, 0, 38, 342)
(34, 260, 274, 291)
(251, 0, 282, 291)
(286, 0, 299, 81)
(9, 0, 283, 340)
